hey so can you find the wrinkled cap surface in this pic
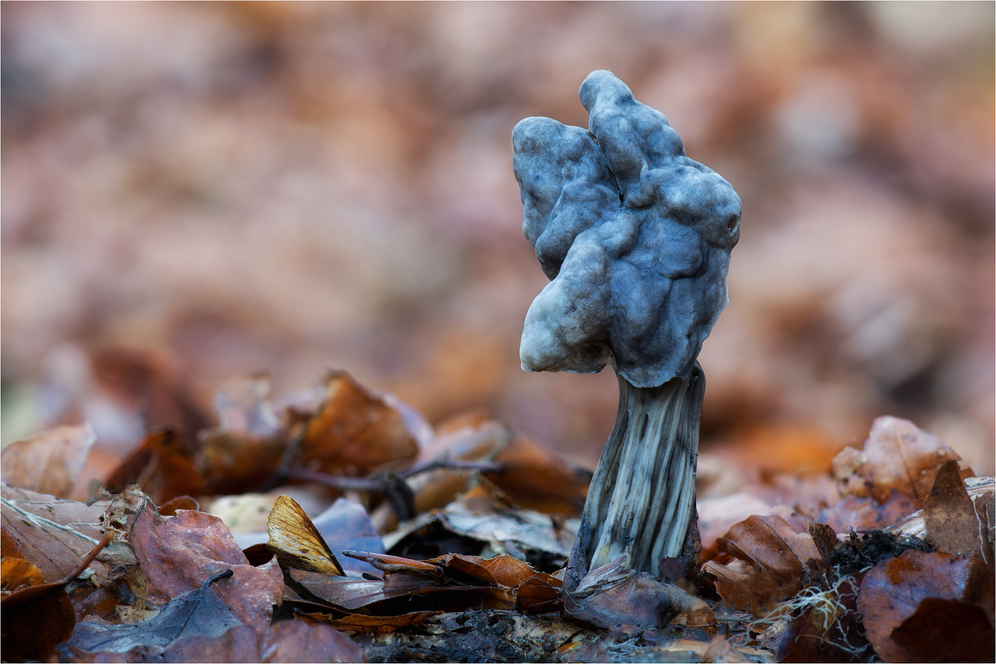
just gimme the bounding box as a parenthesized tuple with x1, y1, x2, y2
(513, 70, 741, 388)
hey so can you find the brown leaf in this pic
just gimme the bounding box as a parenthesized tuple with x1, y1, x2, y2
(923, 459, 986, 559)
(57, 569, 259, 663)
(1, 557, 46, 592)
(122, 490, 284, 636)
(832, 416, 961, 505)
(889, 597, 995, 663)
(259, 617, 365, 663)
(267, 495, 345, 576)
(489, 435, 587, 515)
(564, 557, 701, 630)
(195, 373, 288, 495)
(817, 490, 919, 534)
(104, 429, 207, 504)
(702, 514, 826, 616)
(319, 610, 438, 635)
(300, 371, 419, 475)
(768, 575, 873, 662)
(1, 424, 96, 499)
(0, 491, 113, 585)
(85, 346, 215, 455)
(857, 548, 994, 662)
(1, 533, 111, 662)
(292, 551, 561, 616)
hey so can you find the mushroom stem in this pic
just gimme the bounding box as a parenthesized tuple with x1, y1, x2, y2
(565, 363, 705, 591)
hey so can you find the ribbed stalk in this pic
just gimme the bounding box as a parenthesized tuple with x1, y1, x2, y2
(564, 363, 704, 591)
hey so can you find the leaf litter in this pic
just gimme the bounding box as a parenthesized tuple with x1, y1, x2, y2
(1, 367, 993, 662)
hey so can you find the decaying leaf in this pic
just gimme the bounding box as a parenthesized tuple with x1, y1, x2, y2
(489, 435, 588, 515)
(104, 429, 207, 504)
(817, 491, 920, 534)
(57, 569, 257, 662)
(923, 459, 988, 560)
(564, 556, 712, 631)
(2, 533, 111, 662)
(266, 495, 345, 576)
(763, 575, 874, 662)
(286, 549, 561, 617)
(1, 424, 96, 499)
(118, 489, 284, 635)
(857, 548, 995, 662)
(383, 479, 578, 569)
(195, 373, 288, 495)
(702, 514, 827, 616)
(299, 371, 420, 476)
(258, 616, 365, 663)
(0, 492, 112, 585)
(832, 416, 962, 506)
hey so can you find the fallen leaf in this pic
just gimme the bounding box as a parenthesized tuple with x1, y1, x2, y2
(857, 548, 994, 661)
(923, 459, 987, 559)
(564, 556, 703, 631)
(817, 490, 919, 534)
(258, 616, 365, 663)
(0, 424, 96, 499)
(832, 416, 961, 505)
(104, 428, 207, 504)
(120, 490, 284, 635)
(889, 597, 995, 663)
(2, 533, 111, 662)
(299, 371, 420, 475)
(702, 514, 826, 616)
(266, 495, 345, 576)
(769, 579, 874, 662)
(0, 492, 114, 585)
(195, 373, 288, 495)
(489, 435, 587, 515)
(57, 569, 258, 662)
(1, 557, 47, 592)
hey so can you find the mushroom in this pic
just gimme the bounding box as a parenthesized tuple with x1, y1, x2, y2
(512, 71, 741, 591)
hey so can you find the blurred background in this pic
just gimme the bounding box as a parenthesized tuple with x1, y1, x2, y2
(2, 2, 993, 477)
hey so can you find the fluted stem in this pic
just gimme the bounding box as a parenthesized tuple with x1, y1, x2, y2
(564, 363, 704, 591)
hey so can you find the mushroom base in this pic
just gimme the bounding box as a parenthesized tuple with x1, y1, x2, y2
(564, 363, 705, 591)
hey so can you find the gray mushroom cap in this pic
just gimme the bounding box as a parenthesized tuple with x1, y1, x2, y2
(513, 70, 741, 388)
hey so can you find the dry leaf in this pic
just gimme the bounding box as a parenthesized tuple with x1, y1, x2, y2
(258, 616, 365, 663)
(2, 533, 111, 662)
(489, 435, 588, 515)
(832, 416, 961, 505)
(267, 495, 345, 576)
(195, 374, 288, 495)
(120, 490, 285, 636)
(857, 548, 994, 662)
(0, 424, 96, 499)
(702, 514, 826, 616)
(923, 459, 987, 559)
(104, 429, 207, 504)
(300, 371, 420, 475)
(564, 556, 707, 631)
(57, 569, 258, 663)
